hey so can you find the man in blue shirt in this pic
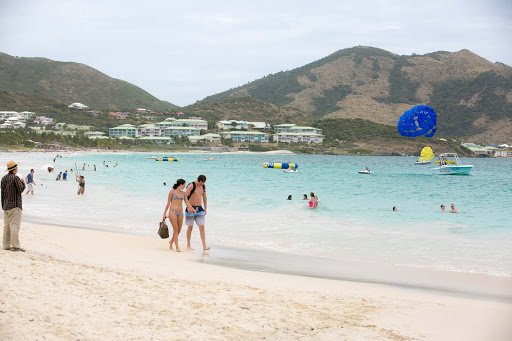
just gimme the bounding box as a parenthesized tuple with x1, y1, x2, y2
(63, 170, 68, 180)
(25, 169, 36, 195)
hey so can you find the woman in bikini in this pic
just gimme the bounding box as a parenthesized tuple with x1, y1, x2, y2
(163, 179, 187, 252)
(309, 192, 318, 208)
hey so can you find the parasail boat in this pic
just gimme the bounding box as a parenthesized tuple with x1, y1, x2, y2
(415, 147, 434, 165)
(431, 153, 472, 175)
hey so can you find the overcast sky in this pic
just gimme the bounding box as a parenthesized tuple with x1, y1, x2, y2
(1, 0, 511, 106)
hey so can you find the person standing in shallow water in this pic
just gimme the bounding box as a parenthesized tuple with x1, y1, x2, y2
(76, 175, 85, 195)
(163, 179, 189, 252)
(184, 175, 209, 251)
(25, 169, 36, 195)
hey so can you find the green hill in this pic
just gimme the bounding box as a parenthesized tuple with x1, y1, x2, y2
(200, 46, 512, 142)
(0, 52, 180, 111)
(185, 97, 315, 125)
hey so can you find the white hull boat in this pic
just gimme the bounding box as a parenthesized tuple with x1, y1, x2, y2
(432, 153, 472, 175)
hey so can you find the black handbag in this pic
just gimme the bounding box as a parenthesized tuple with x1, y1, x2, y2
(158, 219, 169, 239)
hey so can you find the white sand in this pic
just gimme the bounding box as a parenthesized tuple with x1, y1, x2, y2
(1, 222, 511, 340)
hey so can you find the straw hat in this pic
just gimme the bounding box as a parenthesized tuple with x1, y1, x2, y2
(5, 160, 19, 172)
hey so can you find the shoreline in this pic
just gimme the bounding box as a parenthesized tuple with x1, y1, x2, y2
(1, 221, 511, 340)
(23, 213, 512, 302)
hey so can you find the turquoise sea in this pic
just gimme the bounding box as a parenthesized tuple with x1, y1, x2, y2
(10, 152, 512, 285)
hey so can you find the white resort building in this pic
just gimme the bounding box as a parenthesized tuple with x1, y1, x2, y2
(163, 126, 201, 137)
(138, 124, 161, 137)
(221, 131, 269, 143)
(273, 132, 325, 144)
(172, 119, 208, 130)
(68, 103, 89, 110)
(109, 124, 139, 138)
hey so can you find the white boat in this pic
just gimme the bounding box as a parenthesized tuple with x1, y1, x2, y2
(284, 169, 298, 173)
(415, 147, 434, 165)
(358, 167, 372, 174)
(432, 153, 473, 175)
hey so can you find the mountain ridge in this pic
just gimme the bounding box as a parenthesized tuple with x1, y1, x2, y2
(0, 52, 180, 111)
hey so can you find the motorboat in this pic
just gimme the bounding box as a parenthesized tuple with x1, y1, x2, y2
(432, 153, 472, 175)
(415, 147, 434, 165)
(204, 157, 215, 161)
(358, 167, 372, 174)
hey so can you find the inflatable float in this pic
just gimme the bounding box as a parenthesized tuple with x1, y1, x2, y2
(263, 162, 298, 169)
(155, 157, 179, 162)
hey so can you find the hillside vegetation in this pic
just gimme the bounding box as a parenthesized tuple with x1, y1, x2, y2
(201, 46, 512, 142)
(185, 97, 315, 125)
(0, 52, 179, 111)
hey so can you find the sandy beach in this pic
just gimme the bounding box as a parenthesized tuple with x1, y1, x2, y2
(1, 222, 511, 340)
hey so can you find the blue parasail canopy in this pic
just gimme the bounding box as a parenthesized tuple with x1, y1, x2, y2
(397, 105, 437, 138)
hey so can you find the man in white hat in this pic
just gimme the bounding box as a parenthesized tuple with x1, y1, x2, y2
(1, 160, 26, 251)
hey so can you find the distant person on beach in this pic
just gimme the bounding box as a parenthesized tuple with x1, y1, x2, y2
(2, 160, 26, 252)
(309, 192, 318, 208)
(163, 179, 187, 252)
(392, 206, 397, 211)
(56, 172, 62, 181)
(440, 204, 446, 212)
(25, 169, 36, 195)
(47, 167, 54, 173)
(63, 170, 68, 180)
(287, 195, 292, 200)
(82, 163, 86, 171)
(76, 175, 85, 195)
(94, 165, 96, 171)
(449, 203, 459, 213)
(303, 194, 308, 200)
(163, 182, 166, 186)
(184, 175, 209, 251)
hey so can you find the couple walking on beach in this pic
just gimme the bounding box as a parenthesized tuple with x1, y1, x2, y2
(163, 175, 209, 252)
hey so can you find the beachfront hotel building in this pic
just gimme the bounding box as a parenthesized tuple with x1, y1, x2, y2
(109, 124, 139, 138)
(162, 126, 201, 137)
(84, 131, 106, 139)
(221, 131, 269, 143)
(138, 136, 174, 145)
(273, 132, 325, 144)
(188, 133, 222, 144)
(155, 121, 175, 130)
(172, 119, 208, 130)
(138, 124, 161, 137)
(273, 124, 297, 133)
(216, 120, 250, 130)
(289, 126, 323, 135)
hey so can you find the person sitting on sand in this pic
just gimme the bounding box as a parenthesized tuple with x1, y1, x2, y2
(309, 192, 318, 208)
(440, 204, 446, 212)
(76, 175, 85, 195)
(163, 179, 188, 252)
(449, 203, 459, 213)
